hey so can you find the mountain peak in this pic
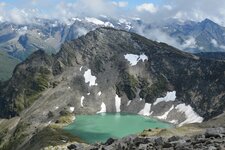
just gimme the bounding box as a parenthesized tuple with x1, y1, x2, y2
(200, 18, 218, 26)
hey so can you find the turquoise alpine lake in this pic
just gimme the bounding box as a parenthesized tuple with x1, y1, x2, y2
(64, 113, 172, 144)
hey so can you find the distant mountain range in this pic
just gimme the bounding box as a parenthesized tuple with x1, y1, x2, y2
(160, 19, 225, 53)
(1, 17, 225, 81)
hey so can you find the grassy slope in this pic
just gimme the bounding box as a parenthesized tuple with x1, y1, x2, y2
(0, 51, 20, 81)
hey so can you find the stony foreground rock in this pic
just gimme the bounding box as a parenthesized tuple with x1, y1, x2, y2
(67, 127, 225, 150)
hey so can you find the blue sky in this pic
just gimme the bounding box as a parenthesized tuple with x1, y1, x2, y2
(3, 0, 165, 9)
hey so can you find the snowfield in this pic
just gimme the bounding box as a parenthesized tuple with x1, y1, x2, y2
(124, 54, 148, 66)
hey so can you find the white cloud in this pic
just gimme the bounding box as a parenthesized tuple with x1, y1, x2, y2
(182, 37, 197, 49)
(135, 25, 182, 49)
(163, 5, 172, 10)
(136, 3, 158, 13)
(0, 2, 6, 7)
(8, 9, 29, 24)
(211, 39, 218, 47)
(211, 39, 225, 50)
(112, 1, 128, 7)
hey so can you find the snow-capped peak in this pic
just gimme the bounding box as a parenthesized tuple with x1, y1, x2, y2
(85, 17, 114, 28)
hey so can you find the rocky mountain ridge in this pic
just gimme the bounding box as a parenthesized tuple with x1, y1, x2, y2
(1, 17, 225, 81)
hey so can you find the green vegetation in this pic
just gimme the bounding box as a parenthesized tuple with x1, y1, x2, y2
(0, 128, 8, 144)
(0, 51, 20, 81)
(56, 115, 74, 124)
(15, 73, 50, 113)
(2, 122, 29, 150)
(27, 125, 82, 148)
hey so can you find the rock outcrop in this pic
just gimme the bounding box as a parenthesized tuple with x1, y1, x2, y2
(73, 127, 225, 150)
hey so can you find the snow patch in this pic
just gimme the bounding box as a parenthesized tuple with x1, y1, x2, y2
(85, 17, 114, 27)
(71, 116, 76, 121)
(124, 54, 148, 66)
(48, 120, 52, 125)
(87, 93, 90, 95)
(119, 19, 132, 30)
(80, 96, 85, 107)
(156, 105, 174, 120)
(69, 107, 75, 112)
(97, 102, 106, 114)
(138, 103, 152, 116)
(55, 106, 59, 110)
(175, 104, 203, 126)
(85, 17, 104, 25)
(79, 66, 83, 71)
(169, 120, 178, 124)
(84, 69, 98, 86)
(21, 26, 28, 31)
(104, 22, 114, 28)
(140, 98, 143, 101)
(115, 95, 121, 112)
(72, 17, 82, 22)
(153, 91, 176, 105)
(97, 91, 102, 96)
(127, 100, 131, 106)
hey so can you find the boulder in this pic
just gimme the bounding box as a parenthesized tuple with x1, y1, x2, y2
(205, 127, 225, 138)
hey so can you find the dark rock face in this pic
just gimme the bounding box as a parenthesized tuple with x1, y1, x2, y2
(77, 127, 225, 150)
(0, 27, 225, 122)
(195, 52, 225, 60)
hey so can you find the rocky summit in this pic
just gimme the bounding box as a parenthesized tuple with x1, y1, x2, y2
(1, 27, 225, 149)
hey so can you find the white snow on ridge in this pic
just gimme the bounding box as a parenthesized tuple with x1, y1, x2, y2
(119, 18, 132, 30)
(80, 96, 85, 107)
(124, 54, 148, 66)
(153, 91, 176, 105)
(115, 95, 121, 112)
(97, 91, 102, 96)
(72, 17, 82, 22)
(79, 66, 83, 71)
(104, 22, 114, 28)
(138, 103, 152, 116)
(70, 107, 75, 112)
(85, 17, 105, 25)
(169, 120, 178, 124)
(84, 69, 98, 86)
(85, 17, 114, 27)
(175, 103, 203, 126)
(127, 100, 131, 106)
(156, 105, 174, 120)
(139, 54, 148, 62)
(21, 26, 28, 31)
(97, 102, 106, 114)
